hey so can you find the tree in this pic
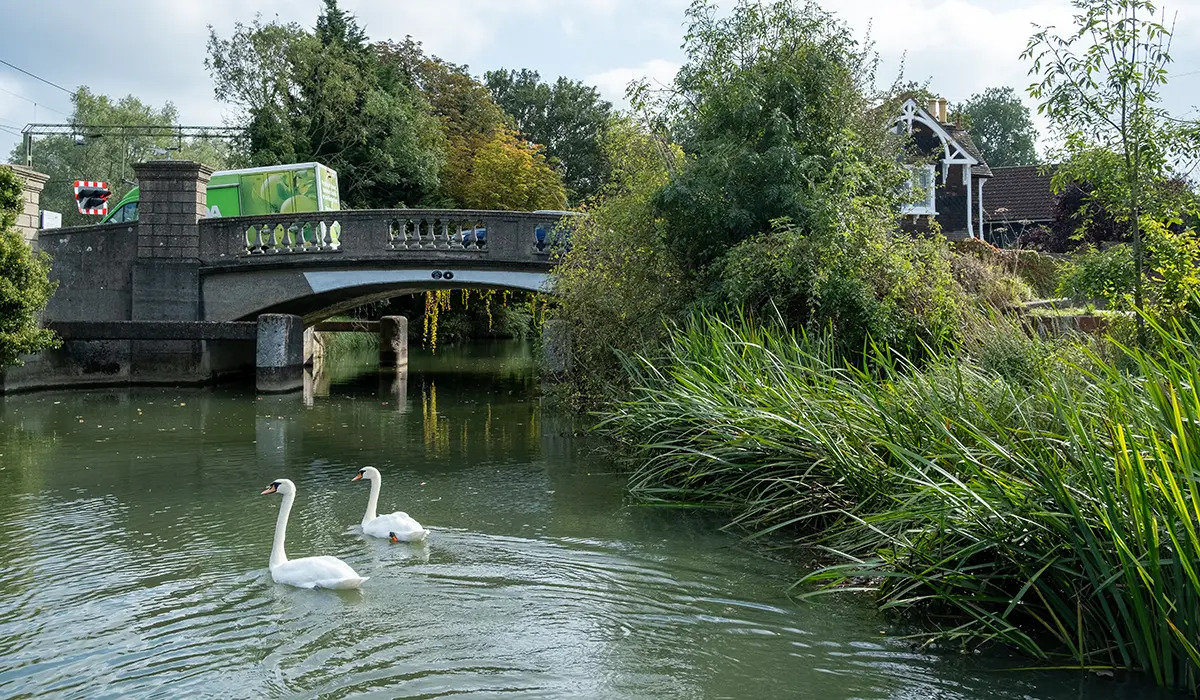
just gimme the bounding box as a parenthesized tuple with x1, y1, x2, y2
(485, 69, 613, 203)
(9, 88, 233, 227)
(954, 86, 1040, 167)
(373, 39, 569, 210)
(463, 127, 566, 211)
(554, 0, 964, 389)
(206, 3, 446, 208)
(552, 117, 689, 397)
(642, 0, 906, 270)
(1025, 0, 1200, 339)
(377, 39, 508, 208)
(0, 167, 58, 366)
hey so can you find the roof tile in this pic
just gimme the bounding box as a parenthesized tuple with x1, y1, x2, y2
(982, 165, 1057, 223)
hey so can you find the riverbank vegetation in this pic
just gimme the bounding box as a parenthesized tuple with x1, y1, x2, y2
(549, 0, 1200, 691)
(602, 312, 1200, 687)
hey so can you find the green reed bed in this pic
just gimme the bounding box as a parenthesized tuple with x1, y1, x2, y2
(600, 314, 1200, 692)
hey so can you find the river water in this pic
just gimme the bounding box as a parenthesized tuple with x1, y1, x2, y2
(0, 341, 1183, 699)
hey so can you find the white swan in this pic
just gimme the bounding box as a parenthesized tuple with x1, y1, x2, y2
(352, 467, 429, 542)
(260, 479, 368, 589)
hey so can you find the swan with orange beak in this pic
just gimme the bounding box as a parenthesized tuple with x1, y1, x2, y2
(352, 467, 429, 542)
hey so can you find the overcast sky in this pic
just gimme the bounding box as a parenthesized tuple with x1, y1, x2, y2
(2, 0, 1198, 166)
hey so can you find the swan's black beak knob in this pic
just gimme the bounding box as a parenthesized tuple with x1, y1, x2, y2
(389, 532, 400, 543)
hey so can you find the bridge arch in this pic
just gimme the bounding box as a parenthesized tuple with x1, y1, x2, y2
(203, 266, 554, 325)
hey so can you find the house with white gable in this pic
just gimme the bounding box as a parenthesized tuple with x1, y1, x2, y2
(893, 96, 993, 241)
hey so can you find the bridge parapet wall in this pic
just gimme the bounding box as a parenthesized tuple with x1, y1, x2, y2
(198, 209, 569, 269)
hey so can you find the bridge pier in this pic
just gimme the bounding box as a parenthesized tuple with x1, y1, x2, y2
(379, 316, 408, 368)
(541, 319, 572, 380)
(256, 314, 304, 393)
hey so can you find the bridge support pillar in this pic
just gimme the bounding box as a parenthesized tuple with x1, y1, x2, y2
(303, 327, 329, 367)
(379, 316, 408, 368)
(257, 314, 304, 393)
(541, 319, 572, 380)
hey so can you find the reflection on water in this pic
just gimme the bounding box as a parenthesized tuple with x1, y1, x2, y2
(0, 340, 1186, 699)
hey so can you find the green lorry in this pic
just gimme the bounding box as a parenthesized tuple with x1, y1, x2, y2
(101, 162, 341, 224)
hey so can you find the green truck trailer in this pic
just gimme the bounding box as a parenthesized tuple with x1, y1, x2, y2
(101, 162, 340, 224)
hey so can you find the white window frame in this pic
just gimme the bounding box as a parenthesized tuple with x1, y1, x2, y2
(900, 164, 937, 216)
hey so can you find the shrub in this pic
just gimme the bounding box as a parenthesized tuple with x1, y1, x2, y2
(0, 166, 58, 366)
(714, 218, 963, 362)
(951, 237, 1064, 299)
(951, 252, 1033, 309)
(1056, 244, 1135, 307)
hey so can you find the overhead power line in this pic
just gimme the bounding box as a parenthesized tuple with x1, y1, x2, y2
(0, 86, 70, 118)
(0, 58, 73, 94)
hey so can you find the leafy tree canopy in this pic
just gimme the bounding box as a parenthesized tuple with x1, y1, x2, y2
(485, 69, 613, 204)
(377, 38, 508, 208)
(639, 0, 907, 270)
(954, 86, 1040, 167)
(463, 126, 567, 211)
(206, 3, 446, 208)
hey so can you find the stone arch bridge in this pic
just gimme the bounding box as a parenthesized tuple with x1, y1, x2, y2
(1, 160, 573, 395)
(199, 207, 566, 323)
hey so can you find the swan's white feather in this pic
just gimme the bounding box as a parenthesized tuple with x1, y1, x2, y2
(271, 555, 368, 589)
(355, 467, 429, 543)
(364, 512, 429, 542)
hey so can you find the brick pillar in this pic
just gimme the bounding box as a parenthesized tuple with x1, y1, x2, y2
(8, 165, 49, 246)
(133, 160, 212, 260)
(130, 161, 213, 381)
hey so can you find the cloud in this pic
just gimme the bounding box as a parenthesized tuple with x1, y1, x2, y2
(588, 59, 681, 109)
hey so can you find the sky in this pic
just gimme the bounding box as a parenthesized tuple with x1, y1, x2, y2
(2, 0, 1198, 167)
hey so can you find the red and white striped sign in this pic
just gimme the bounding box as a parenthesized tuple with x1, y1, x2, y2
(73, 180, 110, 215)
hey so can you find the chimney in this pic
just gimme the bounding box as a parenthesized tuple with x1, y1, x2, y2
(927, 97, 941, 120)
(938, 98, 948, 123)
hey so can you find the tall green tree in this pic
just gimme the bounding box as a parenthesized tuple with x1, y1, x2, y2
(377, 39, 508, 207)
(206, 3, 446, 208)
(485, 69, 612, 204)
(643, 0, 905, 270)
(953, 86, 1040, 166)
(9, 88, 232, 227)
(376, 39, 567, 210)
(1025, 0, 1200, 338)
(0, 167, 57, 366)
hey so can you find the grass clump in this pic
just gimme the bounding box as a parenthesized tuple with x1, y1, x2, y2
(601, 311, 1200, 692)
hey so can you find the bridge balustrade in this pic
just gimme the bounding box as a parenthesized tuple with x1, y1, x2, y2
(197, 209, 574, 267)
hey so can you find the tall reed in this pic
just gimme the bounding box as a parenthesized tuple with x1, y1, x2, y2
(602, 312, 1200, 692)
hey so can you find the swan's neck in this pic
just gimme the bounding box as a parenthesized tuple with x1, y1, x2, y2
(363, 477, 381, 524)
(271, 490, 293, 569)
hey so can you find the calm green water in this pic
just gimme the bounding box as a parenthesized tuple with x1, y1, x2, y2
(0, 341, 1183, 699)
